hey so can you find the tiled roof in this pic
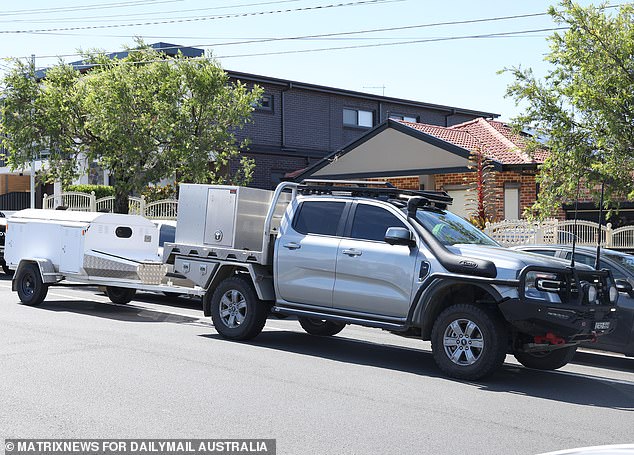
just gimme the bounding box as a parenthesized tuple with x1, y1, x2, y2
(400, 118, 547, 165)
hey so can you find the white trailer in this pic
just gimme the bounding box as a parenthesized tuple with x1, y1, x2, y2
(5, 209, 204, 305)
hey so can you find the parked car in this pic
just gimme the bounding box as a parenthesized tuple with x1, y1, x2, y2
(152, 219, 177, 259)
(512, 245, 634, 356)
(152, 219, 191, 297)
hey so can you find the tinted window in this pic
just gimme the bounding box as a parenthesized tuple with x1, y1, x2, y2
(115, 226, 132, 238)
(294, 201, 345, 236)
(604, 253, 634, 277)
(565, 252, 626, 277)
(159, 224, 176, 247)
(351, 204, 407, 242)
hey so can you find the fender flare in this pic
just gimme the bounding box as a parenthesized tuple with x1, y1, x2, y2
(409, 277, 505, 340)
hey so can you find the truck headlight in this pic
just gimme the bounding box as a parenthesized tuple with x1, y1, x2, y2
(525, 271, 561, 301)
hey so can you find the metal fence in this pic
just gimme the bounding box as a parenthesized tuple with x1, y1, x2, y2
(0, 191, 30, 211)
(42, 192, 178, 220)
(484, 219, 634, 249)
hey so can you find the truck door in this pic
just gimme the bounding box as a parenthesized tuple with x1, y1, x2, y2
(275, 200, 347, 307)
(60, 226, 84, 274)
(333, 203, 418, 318)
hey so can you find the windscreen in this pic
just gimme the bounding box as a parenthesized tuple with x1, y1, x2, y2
(413, 208, 499, 246)
(605, 252, 634, 274)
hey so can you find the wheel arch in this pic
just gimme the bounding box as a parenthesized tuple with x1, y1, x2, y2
(12, 258, 58, 292)
(413, 279, 505, 340)
(203, 263, 273, 317)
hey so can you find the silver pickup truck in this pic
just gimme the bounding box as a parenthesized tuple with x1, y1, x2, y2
(162, 180, 619, 380)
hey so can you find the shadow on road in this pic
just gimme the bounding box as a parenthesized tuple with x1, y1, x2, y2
(573, 350, 634, 373)
(36, 299, 207, 326)
(202, 330, 634, 410)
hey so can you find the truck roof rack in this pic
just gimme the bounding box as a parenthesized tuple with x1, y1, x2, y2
(297, 179, 452, 208)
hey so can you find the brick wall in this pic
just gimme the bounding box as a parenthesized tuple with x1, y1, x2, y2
(228, 76, 490, 188)
(434, 170, 539, 221)
(368, 176, 420, 190)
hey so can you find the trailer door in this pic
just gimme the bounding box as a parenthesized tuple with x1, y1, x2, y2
(60, 226, 84, 274)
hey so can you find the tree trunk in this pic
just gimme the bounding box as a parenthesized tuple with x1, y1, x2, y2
(113, 187, 129, 214)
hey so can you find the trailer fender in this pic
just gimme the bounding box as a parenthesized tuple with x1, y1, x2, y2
(12, 258, 59, 291)
(203, 263, 275, 317)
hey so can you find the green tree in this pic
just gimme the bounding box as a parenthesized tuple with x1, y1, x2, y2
(1, 41, 262, 213)
(505, 1, 634, 217)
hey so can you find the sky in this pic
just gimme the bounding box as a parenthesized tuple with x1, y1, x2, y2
(0, 0, 613, 121)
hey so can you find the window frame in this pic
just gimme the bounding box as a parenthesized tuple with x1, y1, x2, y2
(254, 93, 274, 112)
(292, 200, 349, 237)
(388, 113, 419, 123)
(344, 202, 412, 243)
(343, 108, 374, 128)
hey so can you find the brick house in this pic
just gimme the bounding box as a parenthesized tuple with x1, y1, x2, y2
(293, 117, 548, 222)
(226, 70, 497, 190)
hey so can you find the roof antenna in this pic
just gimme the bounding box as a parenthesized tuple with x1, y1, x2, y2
(594, 180, 606, 270)
(569, 176, 582, 268)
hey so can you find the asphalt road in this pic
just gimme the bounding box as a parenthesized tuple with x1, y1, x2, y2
(1, 274, 633, 455)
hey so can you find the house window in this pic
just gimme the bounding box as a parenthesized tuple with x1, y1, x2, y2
(254, 94, 273, 112)
(343, 108, 373, 128)
(504, 183, 521, 220)
(389, 113, 418, 123)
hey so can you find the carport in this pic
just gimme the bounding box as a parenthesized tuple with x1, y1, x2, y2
(293, 119, 481, 181)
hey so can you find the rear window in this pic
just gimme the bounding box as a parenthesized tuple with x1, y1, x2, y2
(293, 201, 345, 236)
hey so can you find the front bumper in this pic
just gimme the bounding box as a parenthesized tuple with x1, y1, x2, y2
(499, 297, 617, 340)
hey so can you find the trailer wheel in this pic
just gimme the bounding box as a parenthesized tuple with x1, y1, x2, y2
(431, 304, 507, 380)
(514, 346, 577, 371)
(105, 286, 136, 304)
(298, 317, 346, 336)
(16, 263, 48, 306)
(210, 276, 268, 341)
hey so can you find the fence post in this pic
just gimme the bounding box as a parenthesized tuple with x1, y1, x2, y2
(605, 223, 613, 248)
(42, 193, 47, 210)
(484, 221, 491, 236)
(140, 195, 146, 217)
(534, 221, 544, 244)
(90, 191, 96, 211)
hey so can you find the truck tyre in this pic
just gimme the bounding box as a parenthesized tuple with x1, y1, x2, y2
(210, 276, 269, 341)
(431, 304, 507, 380)
(16, 263, 48, 306)
(514, 346, 577, 371)
(298, 317, 346, 336)
(106, 286, 136, 304)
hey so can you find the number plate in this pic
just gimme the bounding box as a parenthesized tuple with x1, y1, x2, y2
(594, 321, 611, 330)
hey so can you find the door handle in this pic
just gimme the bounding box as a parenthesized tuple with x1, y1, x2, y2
(283, 242, 301, 250)
(342, 249, 362, 257)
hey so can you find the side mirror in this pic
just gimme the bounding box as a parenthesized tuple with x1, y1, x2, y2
(615, 279, 634, 297)
(384, 227, 415, 247)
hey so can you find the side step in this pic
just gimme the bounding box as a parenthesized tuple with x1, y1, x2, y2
(272, 306, 409, 332)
